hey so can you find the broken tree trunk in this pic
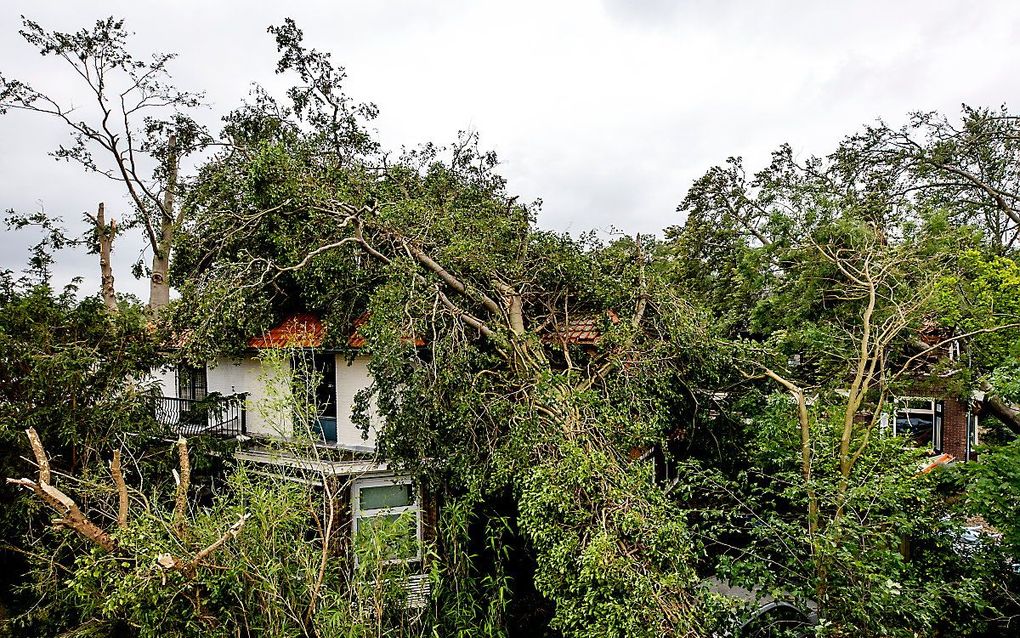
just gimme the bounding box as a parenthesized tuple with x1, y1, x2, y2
(172, 437, 190, 532)
(84, 202, 118, 313)
(111, 450, 128, 529)
(7, 428, 116, 552)
(980, 381, 1020, 436)
(8, 430, 249, 573)
(156, 513, 250, 576)
(95, 203, 117, 313)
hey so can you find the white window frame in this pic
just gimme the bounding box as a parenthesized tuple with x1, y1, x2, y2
(966, 404, 979, 455)
(947, 339, 961, 361)
(891, 396, 942, 452)
(351, 475, 422, 567)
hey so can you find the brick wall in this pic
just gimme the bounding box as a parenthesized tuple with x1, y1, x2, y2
(942, 398, 969, 459)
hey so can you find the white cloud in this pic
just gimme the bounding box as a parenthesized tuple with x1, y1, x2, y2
(2, 0, 1020, 297)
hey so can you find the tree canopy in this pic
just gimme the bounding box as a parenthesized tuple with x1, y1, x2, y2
(1, 15, 1019, 638)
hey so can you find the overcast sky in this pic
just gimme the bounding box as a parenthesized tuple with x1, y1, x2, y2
(3, 0, 1020, 299)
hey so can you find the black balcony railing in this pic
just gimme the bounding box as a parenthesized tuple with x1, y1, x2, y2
(149, 393, 247, 438)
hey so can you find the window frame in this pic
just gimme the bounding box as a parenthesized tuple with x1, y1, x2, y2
(350, 475, 422, 568)
(177, 364, 208, 401)
(890, 396, 943, 453)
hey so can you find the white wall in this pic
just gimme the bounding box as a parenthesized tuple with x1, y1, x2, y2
(207, 355, 293, 438)
(335, 355, 381, 449)
(152, 365, 176, 397)
(197, 352, 381, 449)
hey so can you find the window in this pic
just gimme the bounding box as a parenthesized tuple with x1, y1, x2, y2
(177, 365, 207, 401)
(312, 353, 337, 443)
(351, 476, 421, 567)
(966, 406, 979, 459)
(892, 397, 943, 452)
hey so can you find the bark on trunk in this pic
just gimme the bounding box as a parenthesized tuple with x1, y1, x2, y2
(149, 251, 171, 310)
(173, 436, 190, 532)
(94, 203, 118, 313)
(148, 134, 178, 313)
(8, 429, 116, 552)
(980, 382, 1020, 435)
(111, 450, 128, 529)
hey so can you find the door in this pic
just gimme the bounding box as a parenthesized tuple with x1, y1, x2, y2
(313, 353, 338, 442)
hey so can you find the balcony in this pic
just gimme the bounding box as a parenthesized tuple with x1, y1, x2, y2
(149, 393, 248, 438)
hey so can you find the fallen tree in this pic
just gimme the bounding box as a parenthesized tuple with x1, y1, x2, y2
(7, 429, 248, 570)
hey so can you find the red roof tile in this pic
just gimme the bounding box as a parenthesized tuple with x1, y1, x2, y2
(543, 310, 620, 345)
(248, 314, 325, 349)
(347, 312, 370, 349)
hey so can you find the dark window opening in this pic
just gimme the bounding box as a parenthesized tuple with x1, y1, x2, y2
(177, 365, 207, 401)
(312, 353, 338, 442)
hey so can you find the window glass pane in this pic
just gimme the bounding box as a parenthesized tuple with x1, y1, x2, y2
(177, 363, 207, 398)
(177, 367, 191, 399)
(177, 366, 207, 401)
(360, 484, 414, 510)
(896, 411, 935, 447)
(194, 366, 207, 400)
(355, 512, 418, 562)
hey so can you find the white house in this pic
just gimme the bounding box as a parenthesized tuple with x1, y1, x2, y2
(150, 313, 428, 600)
(152, 314, 384, 450)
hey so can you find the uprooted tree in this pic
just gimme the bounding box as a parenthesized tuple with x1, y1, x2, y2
(167, 22, 1020, 636)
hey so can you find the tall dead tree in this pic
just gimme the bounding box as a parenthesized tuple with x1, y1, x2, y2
(150, 134, 179, 309)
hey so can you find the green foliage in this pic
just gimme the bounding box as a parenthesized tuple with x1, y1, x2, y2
(154, 19, 734, 635)
(0, 268, 160, 620)
(430, 498, 515, 638)
(934, 249, 1020, 391)
(0, 270, 160, 637)
(27, 462, 431, 638)
(677, 394, 996, 636)
(0, 276, 158, 445)
(5, 13, 1020, 638)
(665, 106, 1020, 635)
(520, 442, 698, 637)
(966, 439, 1020, 553)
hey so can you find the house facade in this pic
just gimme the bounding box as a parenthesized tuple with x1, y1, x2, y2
(150, 313, 430, 603)
(152, 314, 383, 448)
(886, 394, 981, 462)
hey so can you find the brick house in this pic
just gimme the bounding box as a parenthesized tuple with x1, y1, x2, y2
(884, 394, 980, 461)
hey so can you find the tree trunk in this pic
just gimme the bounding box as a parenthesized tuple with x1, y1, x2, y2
(980, 381, 1020, 436)
(148, 134, 178, 312)
(149, 250, 171, 310)
(94, 202, 118, 313)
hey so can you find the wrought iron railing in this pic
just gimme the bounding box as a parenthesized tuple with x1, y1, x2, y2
(149, 393, 247, 438)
